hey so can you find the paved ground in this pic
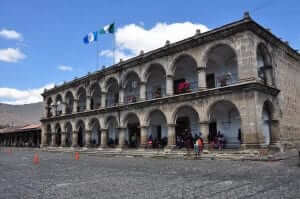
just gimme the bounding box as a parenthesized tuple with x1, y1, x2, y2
(0, 150, 300, 199)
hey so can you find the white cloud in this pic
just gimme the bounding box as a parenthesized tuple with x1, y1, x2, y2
(0, 48, 26, 63)
(0, 29, 23, 40)
(100, 22, 209, 62)
(58, 65, 73, 71)
(99, 49, 134, 62)
(0, 83, 54, 105)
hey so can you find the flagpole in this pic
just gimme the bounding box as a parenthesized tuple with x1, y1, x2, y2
(96, 39, 99, 70)
(113, 22, 116, 65)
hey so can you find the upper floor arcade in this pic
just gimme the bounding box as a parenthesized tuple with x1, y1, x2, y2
(42, 14, 297, 119)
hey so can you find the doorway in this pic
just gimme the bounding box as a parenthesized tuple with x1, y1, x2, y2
(128, 123, 140, 148)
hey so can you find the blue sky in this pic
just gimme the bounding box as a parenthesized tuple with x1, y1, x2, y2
(0, 0, 299, 104)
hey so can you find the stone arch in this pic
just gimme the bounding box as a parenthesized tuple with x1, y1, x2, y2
(54, 123, 62, 147)
(89, 82, 101, 110)
(89, 118, 101, 147)
(106, 115, 119, 147)
(172, 105, 200, 147)
(77, 87, 87, 112)
(105, 77, 119, 107)
(261, 100, 276, 146)
(64, 121, 73, 147)
(123, 71, 141, 104)
(144, 63, 167, 99)
(205, 43, 238, 88)
(256, 42, 274, 85)
(172, 54, 198, 94)
(207, 100, 241, 148)
(123, 112, 141, 148)
(64, 91, 74, 114)
(200, 40, 237, 66)
(146, 109, 168, 148)
(76, 119, 85, 147)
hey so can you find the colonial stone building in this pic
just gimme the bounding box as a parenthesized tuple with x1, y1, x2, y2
(40, 13, 300, 151)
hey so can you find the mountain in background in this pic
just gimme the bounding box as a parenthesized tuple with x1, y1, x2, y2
(0, 102, 43, 127)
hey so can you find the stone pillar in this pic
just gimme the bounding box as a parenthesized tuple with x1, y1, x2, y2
(62, 103, 67, 115)
(86, 96, 91, 111)
(264, 65, 273, 86)
(51, 133, 56, 147)
(140, 126, 148, 148)
(41, 124, 48, 147)
(61, 132, 66, 147)
(270, 120, 280, 145)
(167, 124, 176, 149)
(166, 75, 174, 96)
(118, 127, 126, 148)
(199, 121, 209, 144)
(197, 66, 207, 90)
(101, 92, 107, 108)
(140, 82, 146, 101)
(100, 129, 108, 148)
(85, 130, 91, 147)
(240, 90, 261, 149)
(119, 88, 124, 105)
(73, 99, 78, 113)
(72, 131, 78, 147)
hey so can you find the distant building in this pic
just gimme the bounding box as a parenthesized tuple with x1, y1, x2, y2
(0, 124, 41, 147)
(40, 13, 300, 151)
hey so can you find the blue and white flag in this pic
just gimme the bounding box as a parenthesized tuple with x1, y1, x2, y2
(83, 32, 98, 44)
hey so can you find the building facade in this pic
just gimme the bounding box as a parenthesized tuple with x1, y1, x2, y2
(40, 13, 300, 151)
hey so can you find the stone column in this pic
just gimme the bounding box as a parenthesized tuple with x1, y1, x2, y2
(73, 99, 78, 113)
(62, 103, 67, 115)
(118, 127, 126, 148)
(85, 130, 91, 147)
(166, 75, 174, 96)
(72, 131, 78, 147)
(119, 88, 124, 105)
(101, 92, 107, 108)
(264, 65, 273, 86)
(199, 121, 209, 144)
(86, 96, 91, 111)
(140, 82, 146, 101)
(41, 124, 48, 147)
(51, 133, 56, 147)
(61, 132, 66, 147)
(270, 120, 280, 145)
(140, 126, 148, 148)
(197, 66, 207, 90)
(100, 129, 108, 148)
(240, 91, 262, 149)
(167, 124, 176, 149)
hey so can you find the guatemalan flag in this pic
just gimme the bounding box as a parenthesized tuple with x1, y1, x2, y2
(83, 32, 98, 44)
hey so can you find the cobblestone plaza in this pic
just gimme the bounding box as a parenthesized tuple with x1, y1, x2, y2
(1, 150, 300, 199)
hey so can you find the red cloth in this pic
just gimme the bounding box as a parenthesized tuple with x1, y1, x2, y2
(177, 82, 190, 93)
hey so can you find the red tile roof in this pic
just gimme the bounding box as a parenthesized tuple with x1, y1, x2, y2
(0, 124, 41, 134)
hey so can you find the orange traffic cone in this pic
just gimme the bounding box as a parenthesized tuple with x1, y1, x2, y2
(33, 153, 40, 165)
(75, 152, 79, 160)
